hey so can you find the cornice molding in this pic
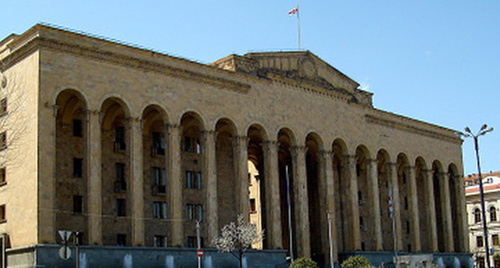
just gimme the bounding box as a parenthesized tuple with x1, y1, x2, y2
(2, 30, 251, 94)
(365, 113, 462, 144)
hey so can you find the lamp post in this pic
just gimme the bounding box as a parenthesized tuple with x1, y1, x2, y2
(460, 124, 494, 268)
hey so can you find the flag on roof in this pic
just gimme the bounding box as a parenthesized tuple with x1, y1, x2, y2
(289, 6, 298, 15)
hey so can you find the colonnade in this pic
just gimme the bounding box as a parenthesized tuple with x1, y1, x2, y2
(49, 90, 468, 265)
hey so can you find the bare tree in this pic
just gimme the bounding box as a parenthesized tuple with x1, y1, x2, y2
(0, 59, 28, 169)
(212, 214, 264, 268)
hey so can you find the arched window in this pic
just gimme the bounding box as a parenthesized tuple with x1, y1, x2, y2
(491, 207, 497, 222)
(475, 208, 482, 223)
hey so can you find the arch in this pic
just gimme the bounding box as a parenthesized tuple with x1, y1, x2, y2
(55, 89, 89, 244)
(432, 160, 445, 252)
(305, 132, 326, 264)
(100, 97, 131, 130)
(215, 118, 238, 231)
(377, 149, 393, 251)
(141, 105, 168, 246)
(246, 124, 268, 248)
(332, 138, 348, 252)
(277, 128, 296, 257)
(52, 87, 90, 109)
(356, 145, 374, 251)
(448, 163, 462, 252)
(396, 153, 412, 252)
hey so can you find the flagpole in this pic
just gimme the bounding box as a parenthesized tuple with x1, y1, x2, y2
(296, 4, 301, 51)
(286, 165, 294, 262)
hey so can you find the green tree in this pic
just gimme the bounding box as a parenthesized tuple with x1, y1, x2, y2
(290, 257, 319, 268)
(341, 256, 371, 268)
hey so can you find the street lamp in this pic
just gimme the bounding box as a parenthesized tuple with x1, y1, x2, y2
(460, 124, 494, 268)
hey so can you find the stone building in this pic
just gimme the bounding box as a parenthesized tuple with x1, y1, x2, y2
(466, 171, 500, 268)
(0, 24, 470, 267)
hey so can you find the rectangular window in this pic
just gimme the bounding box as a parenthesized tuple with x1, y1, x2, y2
(73, 158, 83, 178)
(73, 195, 83, 214)
(493, 234, 499, 246)
(115, 163, 126, 191)
(477, 236, 484, 247)
(0, 132, 6, 150)
(0, 98, 7, 116)
(187, 236, 203, 248)
(114, 127, 126, 151)
(406, 221, 410, 234)
(73, 119, 83, 137)
(116, 199, 126, 217)
(154, 235, 166, 247)
(250, 199, 256, 213)
(185, 171, 201, 189)
(152, 132, 165, 156)
(153, 167, 166, 194)
(186, 204, 202, 222)
(184, 137, 201, 153)
(0, 205, 5, 223)
(153, 202, 167, 219)
(0, 168, 6, 186)
(117, 234, 126, 246)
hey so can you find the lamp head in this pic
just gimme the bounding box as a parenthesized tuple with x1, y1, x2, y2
(465, 127, 472, 134)
(481, 124, 488, 131)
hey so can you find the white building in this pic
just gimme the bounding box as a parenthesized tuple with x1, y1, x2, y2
(466, 171, 500, 268)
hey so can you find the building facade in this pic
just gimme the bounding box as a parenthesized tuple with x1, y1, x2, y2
(466, 171, 500, 268)
(0, 24, 469, 267)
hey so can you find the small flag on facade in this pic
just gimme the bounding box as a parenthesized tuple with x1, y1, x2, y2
(289, 6, 298, 15)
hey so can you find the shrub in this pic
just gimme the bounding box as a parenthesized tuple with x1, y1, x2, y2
(341, 256, 371, 268)
(290, 257, 319, 268)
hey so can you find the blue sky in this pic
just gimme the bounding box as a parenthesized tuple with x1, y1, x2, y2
(2, 1, 498, 175)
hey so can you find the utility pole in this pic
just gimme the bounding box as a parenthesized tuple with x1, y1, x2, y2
(197, 220, 201, 268)
(327, 212, 334, 268)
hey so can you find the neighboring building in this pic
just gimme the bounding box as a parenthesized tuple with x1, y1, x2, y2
(466, 171, 500, 268)
(0, 24, 470, 267)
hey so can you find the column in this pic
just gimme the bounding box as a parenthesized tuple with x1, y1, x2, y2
(440, 172, 454, 252)
(319, 150, 338, 262)
(343, 155, 361, 251)
(233, 136, 249, 218)
(388, 162, 403, 251)
(425, 169, 438, 252)
(292, 145, 310, 257)
(203, 130, 218, 244)
(86, 109, 102, 245)
(39, 104, 58, 243)
(166, 124, 183, 246)
(407, 166, 421, 251)
(263, 140, 282, 249)
(129, 117, 144, 246)
(368, 159, 383, 251)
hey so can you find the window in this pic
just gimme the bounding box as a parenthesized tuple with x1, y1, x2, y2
(187, 236, 203, 248)
(73, 195, 83, 214)
(186, 204, 203, 222)
(152, 167, 166, 195)
(152, 132, 165, 156)
(0, 132, 6, 150)
(0, 98, 7, 116)
(250, 199, 256, 213)
(493, 234, 499, 246)
(0, 205, 5, 223)
(491, 207, 497, 222)
(116, 199, 126, 217)
(475, 208, 482, 223)
(117, 234, 126, 246)
(406, 221, 410, 234)
(154, 235, 166, 247)
(73, 119, 83, 137)
(358, 191, 363, 205)
(185, 171, 201, 189)
(153, 202, 167, 219)
(73, 158, 83, 178)
(404, 196, 408, 210)
(359, 217, 364, 230)
(477, 236, 484, 247)
(114, 163, 126, 192)
(114, 126, 126, 151)
(0, 168, 5, 186)
(184, 136, 200, 153)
